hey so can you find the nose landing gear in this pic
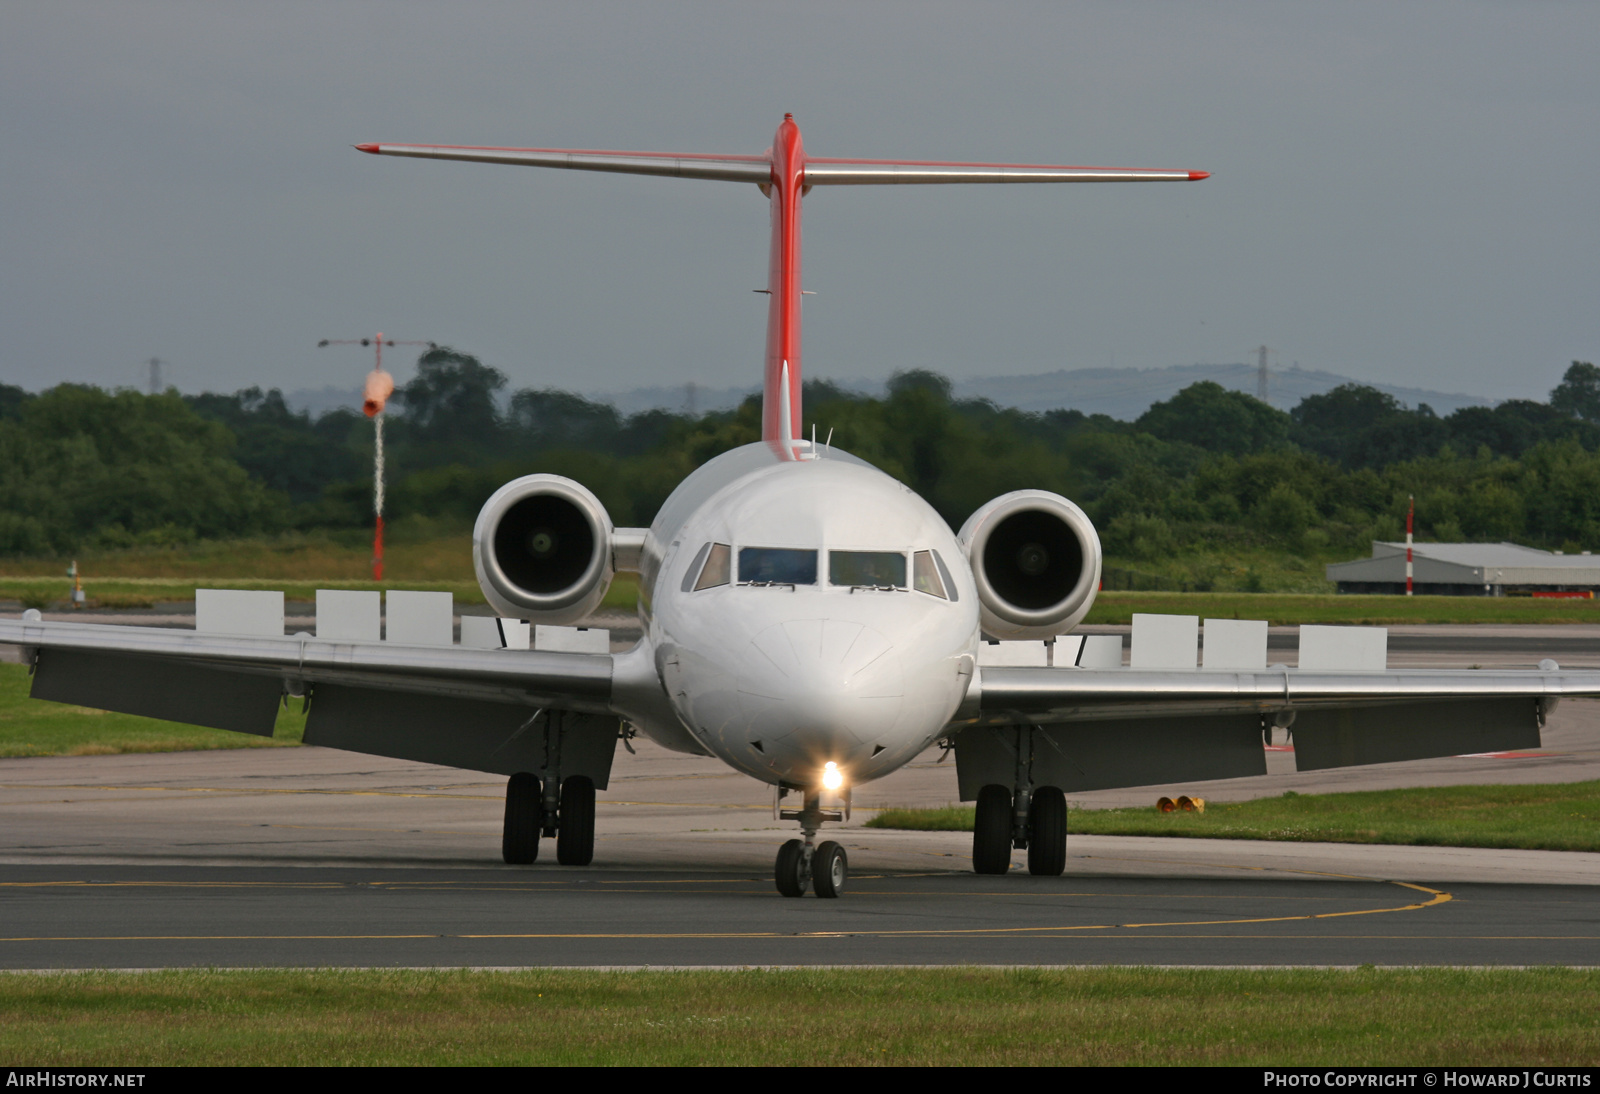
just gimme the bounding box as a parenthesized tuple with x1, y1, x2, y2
(773, 787, 848, 898)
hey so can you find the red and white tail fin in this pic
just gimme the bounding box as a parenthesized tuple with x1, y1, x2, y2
(358, 120, 1206, 457)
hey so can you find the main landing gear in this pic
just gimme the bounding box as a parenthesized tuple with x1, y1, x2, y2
(972, 782, 1067, 877)
(501, 771, 596, 866)
(773, 787, 848, 898)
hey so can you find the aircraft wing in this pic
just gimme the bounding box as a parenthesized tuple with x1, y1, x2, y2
(0, 618, 621, 779)
(954, 663, 1592, 795)
(973, 663, 1588, 724)
(355, 143, 1207, 187)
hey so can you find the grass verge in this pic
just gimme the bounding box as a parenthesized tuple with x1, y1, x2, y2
(1085, 590, 1600, 626)
(0, 663, 304, 758)
(7, 534, 1600, 623)
(866, 782, 1600, 853)
(0, 571, 640, 612)
(1, 967, 1596, 1066)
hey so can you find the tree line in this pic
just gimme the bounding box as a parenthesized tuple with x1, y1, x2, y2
(2, 349, 1598, 562)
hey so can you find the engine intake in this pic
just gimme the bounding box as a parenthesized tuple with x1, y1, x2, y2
(957, 490, 1102, 640)
(474, 475, 614, 624)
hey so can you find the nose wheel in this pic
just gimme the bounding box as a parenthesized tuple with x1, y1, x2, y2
(774, 788, 847, 898)
(813, 841, 847, 898)
(775, 839, 809, 897)
(775, 838, 848, 898)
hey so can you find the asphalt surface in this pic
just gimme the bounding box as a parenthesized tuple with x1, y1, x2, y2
(2, 864, 1592, 969)
(1, 623, 1597, 969)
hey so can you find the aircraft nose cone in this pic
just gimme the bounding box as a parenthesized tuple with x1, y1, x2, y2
(737, 619, 903, 749)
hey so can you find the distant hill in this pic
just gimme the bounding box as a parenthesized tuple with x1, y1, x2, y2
(950, 363, 1495, 420)
(588, 363, 1496, 421)
(285, 363, 1498, 423)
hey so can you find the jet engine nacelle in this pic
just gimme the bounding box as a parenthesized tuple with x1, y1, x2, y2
(474, 474, 615, 624)
(957, 490, 1102, 641)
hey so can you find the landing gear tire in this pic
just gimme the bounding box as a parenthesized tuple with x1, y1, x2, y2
(812, 840, 847, 899)
(1027, 786, 1067, 877)
(502, 771, 541, 865)
(556, 775, 596, 866)
(775, 838, 809, 897)
(973, 784, 1012, 875)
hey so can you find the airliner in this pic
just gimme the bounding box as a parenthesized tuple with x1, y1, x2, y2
(4, 117, 1593, 898)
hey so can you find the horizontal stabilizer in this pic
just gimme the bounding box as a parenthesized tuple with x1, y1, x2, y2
(356, 144, 1207, 187)
(357, 143, 771, 183)
(804, 160, 1207, 185)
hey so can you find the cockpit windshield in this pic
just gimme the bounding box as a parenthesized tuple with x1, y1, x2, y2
(689, 543, 731, 591)
(738, 547, 818, 585)
(829, 551, 907, 589)
(913, 550, 947, 598)
(688, 543, 953, 596)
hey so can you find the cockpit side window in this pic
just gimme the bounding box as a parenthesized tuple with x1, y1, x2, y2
(680, 542, 712, 592)
(692, 543, 732, 591)
(738, 547, 817, 585)
(932, 549, 960, 602)
(912, 550, 947, 599)
(830, 551, 907, 589)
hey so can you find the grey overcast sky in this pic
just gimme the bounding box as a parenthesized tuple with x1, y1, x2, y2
(2, 2, 1595, 404)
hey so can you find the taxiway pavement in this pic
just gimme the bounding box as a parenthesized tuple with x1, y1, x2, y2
(0, 625, 1596, 968)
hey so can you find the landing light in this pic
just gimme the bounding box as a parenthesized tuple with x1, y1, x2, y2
(822, 762, 844, 790)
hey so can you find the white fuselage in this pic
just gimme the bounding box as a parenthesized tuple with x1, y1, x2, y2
(627, 443, 979, 791)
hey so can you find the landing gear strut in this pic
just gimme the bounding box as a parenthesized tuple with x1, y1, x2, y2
(773, 787, 847, 898)
(964, 723, 1070, 877)
(500, 771, 596, 866)
(972, 782, 1068, 876)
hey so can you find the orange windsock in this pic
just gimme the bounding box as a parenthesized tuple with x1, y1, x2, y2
(363, 369, 395, 417)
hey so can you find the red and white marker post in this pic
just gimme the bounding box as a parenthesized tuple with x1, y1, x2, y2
(317, 334, 431, 581)
(1406, 495, 1415, 597)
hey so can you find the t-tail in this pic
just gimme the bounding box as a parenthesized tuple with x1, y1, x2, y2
(357, 117, 1207, 458)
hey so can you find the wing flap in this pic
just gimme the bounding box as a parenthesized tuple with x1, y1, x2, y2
(304, 684, 620, 782)
(31, 648, 282, 736)
(1292, 699, 1542, 771)
(955, 716, 1266, 799)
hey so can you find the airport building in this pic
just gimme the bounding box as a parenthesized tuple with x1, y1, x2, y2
(1328, 541, 1600, 596)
